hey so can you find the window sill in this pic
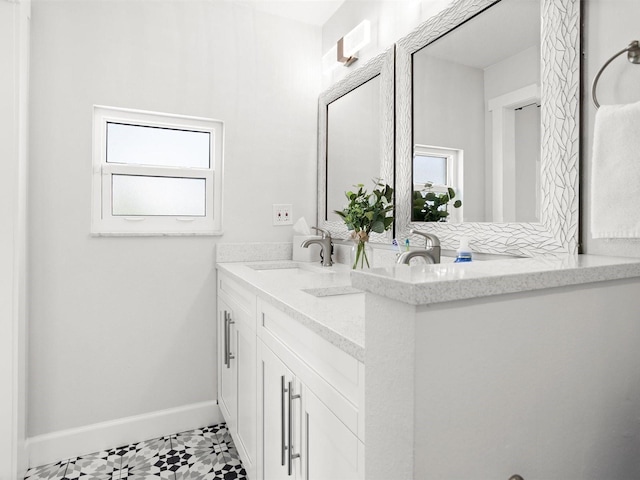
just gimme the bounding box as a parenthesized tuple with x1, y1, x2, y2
(90, 230, 224, 237)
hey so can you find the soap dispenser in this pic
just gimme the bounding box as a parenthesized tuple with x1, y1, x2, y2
(454, 237, 472, 263)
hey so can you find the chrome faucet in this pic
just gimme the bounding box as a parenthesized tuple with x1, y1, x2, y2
(301, 227, 333, 267)
(396, 229, 441, 265)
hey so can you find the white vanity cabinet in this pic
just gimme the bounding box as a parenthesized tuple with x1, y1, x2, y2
(216, 265, 365, 480)
(258, 342, 363, 480)
(257, 300, 365, 480)
(217, 272, 258, 479)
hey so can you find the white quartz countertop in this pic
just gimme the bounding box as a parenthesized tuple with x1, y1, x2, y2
(351, 254, 640, 306)
(217, 253, 640, 362)
(216, 261, 365, 361)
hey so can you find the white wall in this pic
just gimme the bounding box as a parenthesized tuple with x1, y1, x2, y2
(0, 0, 29, 477)
(483, 45, 540, 101)
(28, 0, 319, 443)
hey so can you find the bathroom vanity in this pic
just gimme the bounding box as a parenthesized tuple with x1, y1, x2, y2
(217, 247, 640, 480)
(216, 255, 365, 480)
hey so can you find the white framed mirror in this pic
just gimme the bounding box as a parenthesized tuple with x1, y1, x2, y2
(396, 0, 580, 256)
(318, 46, 395, 243)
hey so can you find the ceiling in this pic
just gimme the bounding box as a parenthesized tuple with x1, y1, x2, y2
(417, 0, 541, 70)
(229, 0, 346, 26)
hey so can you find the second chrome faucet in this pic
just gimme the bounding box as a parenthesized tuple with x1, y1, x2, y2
(396, 229, 441, 265)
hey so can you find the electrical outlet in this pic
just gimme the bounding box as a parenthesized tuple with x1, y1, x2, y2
(273, 204, 293, 226)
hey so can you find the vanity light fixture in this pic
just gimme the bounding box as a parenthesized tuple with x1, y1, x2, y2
(339, 20, 371, 66)
(323, 20, 371, 72)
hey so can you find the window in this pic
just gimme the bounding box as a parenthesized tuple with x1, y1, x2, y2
(413, 144, 462, 194)
(92, 106, 224, 235)
(413, 144, 463, 222)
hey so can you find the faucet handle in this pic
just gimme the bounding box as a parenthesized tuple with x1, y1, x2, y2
(311, 226, 331, 239)
(410, 229, 440, 248)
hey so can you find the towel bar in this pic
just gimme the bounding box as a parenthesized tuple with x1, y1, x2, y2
(591, 40, 640, 108)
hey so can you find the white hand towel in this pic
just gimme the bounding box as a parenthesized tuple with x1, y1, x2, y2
(591, 101, 640, 238)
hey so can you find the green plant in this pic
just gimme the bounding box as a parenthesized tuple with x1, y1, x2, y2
(412, 181, 462, 222)
(334, 180, 394, 268)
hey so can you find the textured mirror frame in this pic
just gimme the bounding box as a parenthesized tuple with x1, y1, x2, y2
(396, 0, 580, 257)
(318, 46, 395, 243)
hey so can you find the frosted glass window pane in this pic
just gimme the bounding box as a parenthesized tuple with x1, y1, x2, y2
(107, 123, 210, 168)
(112, 175, 206, 216)
(414, 155, 447, 185)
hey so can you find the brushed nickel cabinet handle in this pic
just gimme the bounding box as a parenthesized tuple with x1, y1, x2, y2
(223, 311, 229, 368)
(225, 311, 235, 368)
(287, 381, 301, 476)
(281, 375, 288, 466)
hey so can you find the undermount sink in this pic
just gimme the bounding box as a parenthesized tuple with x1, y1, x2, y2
(301, 286, 363, 297)
(248, 262, 301, 271)
(248, 262, 335, 274)
(253, 267, 304, 275)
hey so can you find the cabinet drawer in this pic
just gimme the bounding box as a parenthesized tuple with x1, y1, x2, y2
(218, 271, 256, 320)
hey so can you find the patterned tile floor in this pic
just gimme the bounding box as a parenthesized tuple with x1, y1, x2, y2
(24, 423, 247, 480)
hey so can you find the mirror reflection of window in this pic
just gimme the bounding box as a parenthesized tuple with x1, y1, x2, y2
(412, 144, 463, 223)
(414, 154, 447, 187)
(326, 75, 381, 221)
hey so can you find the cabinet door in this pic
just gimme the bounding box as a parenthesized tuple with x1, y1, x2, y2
(261, 344, 301, 480)
(218, 299, 237, 430)
(302, 387, 362, 480)
(234, 308, 256, 477)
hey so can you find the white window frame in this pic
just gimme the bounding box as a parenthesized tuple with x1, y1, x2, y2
(92, 105, 224, 236)
(413, 144, 462, 192)
(413, 144, 464, 222)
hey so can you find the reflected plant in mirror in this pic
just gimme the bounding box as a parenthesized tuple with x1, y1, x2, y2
(412, 182, 462, 222)
(334, 180, 394, 269)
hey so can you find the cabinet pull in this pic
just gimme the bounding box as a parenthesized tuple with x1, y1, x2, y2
(223, 311, 229, 368)
(288, 381, 301, 476)
(225, 311, 235, 368)
(281, 376, 288, 466)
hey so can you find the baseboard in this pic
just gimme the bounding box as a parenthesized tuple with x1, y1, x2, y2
(27, 400, 222, 469)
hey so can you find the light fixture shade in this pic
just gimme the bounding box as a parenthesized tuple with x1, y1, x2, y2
(322, 44, 340, 72)
(343, 20, 371, 58)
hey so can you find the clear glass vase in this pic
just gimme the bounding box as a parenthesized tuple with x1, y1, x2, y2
(350, 240, 373, 269)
